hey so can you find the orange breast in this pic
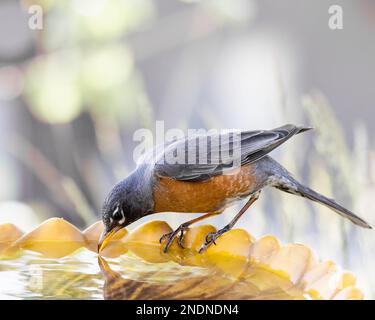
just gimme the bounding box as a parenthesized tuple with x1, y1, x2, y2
(153, 164, 257, 213)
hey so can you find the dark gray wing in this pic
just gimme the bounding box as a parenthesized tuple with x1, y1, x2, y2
(153, 124, 312, 182)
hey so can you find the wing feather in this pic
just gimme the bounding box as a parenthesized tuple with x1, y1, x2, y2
(153, 124, 312, 182)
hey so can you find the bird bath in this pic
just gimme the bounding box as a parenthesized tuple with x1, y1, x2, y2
(0, 218, 364, 300)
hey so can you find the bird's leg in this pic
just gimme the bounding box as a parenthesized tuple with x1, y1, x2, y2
(199, 191, 261, 253)
(160, 211, 222, 253)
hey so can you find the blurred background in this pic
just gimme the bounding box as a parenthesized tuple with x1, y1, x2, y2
(0, 0, 374, 297)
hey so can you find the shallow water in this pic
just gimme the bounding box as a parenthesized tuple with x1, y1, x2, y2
(0, 250, 104, 299)
(0, 248, 307, 300)
(0, 220, 363, 300)
(0, 249, 215, 300)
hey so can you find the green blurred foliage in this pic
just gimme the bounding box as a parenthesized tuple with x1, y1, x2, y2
(24, 0, 155, 124)
(25, 52, 82, 123)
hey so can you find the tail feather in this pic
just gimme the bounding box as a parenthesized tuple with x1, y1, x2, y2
(274, 177, 372, 229)
(295, 125, 314, 134)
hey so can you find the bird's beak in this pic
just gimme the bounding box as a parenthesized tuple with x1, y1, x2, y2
(98, 225, 122, 254)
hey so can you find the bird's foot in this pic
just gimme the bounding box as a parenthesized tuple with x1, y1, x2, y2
(198, 226, 230, 253)
(160, 224, 189, 253)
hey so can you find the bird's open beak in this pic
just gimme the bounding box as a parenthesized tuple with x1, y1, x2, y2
(98, 225, 122, 254)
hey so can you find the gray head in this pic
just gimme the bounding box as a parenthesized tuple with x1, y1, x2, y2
(98, 181, 129, 252)
(102, 182, 128, 227)
(98, 171, 154, 252)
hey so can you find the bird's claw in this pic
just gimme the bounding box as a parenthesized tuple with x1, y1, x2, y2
(199, 228, 229, 253)
(199, 232, 219, 253)
(177, 234, 185, 248)
(159, 233, 170, 243)
(160, 225, 188, 253)
(205, 232, 217, 245)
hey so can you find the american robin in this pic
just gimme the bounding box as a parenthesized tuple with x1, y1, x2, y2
(98, 124, 371, 253)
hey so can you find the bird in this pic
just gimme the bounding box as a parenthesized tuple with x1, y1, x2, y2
(97, 124, 372, 254)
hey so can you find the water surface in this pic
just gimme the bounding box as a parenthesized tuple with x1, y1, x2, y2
(0, 248, 306, 300)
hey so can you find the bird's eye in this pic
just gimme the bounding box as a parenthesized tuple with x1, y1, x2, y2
(112, 205, 125, 224)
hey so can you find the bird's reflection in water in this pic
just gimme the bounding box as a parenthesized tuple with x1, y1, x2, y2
(98, 255, 304, 300)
